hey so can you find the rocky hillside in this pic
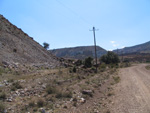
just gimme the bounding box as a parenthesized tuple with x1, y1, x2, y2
(114, 41, 150, 55)
(51, 46, 107, 59)
(0, 14, 59, 68)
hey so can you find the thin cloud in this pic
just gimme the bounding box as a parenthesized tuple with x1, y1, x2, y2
(113, 44, 117, 47)
(120, 46, 125, 49)
(110, 41, 119, 48)
(110, 41, 115, 44)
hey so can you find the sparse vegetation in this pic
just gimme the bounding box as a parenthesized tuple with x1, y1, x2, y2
(0, 92, 6, 100)
(46, 85, 57, 94)
(0, 14, 125, 113)
(11, 81, 22, 91)
(74, 60, 82, 66)
(107, 92, 114, 96)
(7, 79, 14, 83)
(84, 57, 93, 68)
(0, 67, 5, 75)
(72, 66, 77, 73)
(37, 99, 44, 107)
(120, 62, 131, 68)
(113, 76, 120, 84)
(0, 102, 5, 113)
(55, 91, 72, 99)
(28, 101, 35, 107)
(145, 65, 150, 70)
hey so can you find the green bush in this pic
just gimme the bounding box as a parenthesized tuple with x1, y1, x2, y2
(100, 51, 120, 64)
(84, 57, 93, 68)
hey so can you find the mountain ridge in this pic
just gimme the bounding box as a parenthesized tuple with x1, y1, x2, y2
(113, 41, 150, 55)
(50, 45, 107, 59)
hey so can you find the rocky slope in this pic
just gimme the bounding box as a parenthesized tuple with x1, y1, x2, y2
(114, 41, 150, 55)
(51, 46, 107, 59)
(0, 14, 59, 68)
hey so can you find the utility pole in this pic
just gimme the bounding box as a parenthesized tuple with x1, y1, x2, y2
(90, 27, 98, 73)
(121, 51, 124, 62)
(117, 48, 118, 55)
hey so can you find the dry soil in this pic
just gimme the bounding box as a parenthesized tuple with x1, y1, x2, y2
(109, 64, 150, 113)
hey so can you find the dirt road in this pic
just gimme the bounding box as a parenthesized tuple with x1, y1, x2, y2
(109, 64, 150, 113)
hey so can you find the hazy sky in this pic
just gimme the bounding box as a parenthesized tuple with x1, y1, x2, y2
(0, 0, 150, 50)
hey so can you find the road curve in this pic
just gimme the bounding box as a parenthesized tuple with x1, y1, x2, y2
(109, 64, 150, 113)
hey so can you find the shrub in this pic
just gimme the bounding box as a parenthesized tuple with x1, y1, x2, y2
(0, 102, 5, 113)
(0, 92, 6, 100)
(99, 63, 106, 69)
(63, 91, 72, 98)
(113, 76, 120, 83)
(29, 101, 35, 107)
(11, 81, 22, 91)
(13, 49, 17, 53)
(55, 91, 72, 99)
(84, 57, 93, 68)
(145, 65, 150, 70)
(74, 60, 82, 66)
(107, 92, 114, 96)
(100, 51, 120, 64)
(0, 68, 4, 75)
(46, 85, 56, 94)
(7, 79, 14, 83)
(37, 99, 44, 107)
(55, 92, 63, 99)
(72, 66, 76, 73)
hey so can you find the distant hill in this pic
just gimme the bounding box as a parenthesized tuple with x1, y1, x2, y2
(50, 46, 107, 59)
(0, 14, 59, 68)
(114, 41, 150, 55)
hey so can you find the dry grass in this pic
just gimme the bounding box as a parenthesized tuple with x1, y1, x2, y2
(145, 65, 150, 70)
(113, 76, 120, 84)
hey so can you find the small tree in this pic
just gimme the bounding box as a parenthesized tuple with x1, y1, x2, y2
(84, 57, 93, 68)
(43, 42, 49, 50)
(100, 51, 120, 64)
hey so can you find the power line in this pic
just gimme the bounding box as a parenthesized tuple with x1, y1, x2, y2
(54, 0, 92, 26)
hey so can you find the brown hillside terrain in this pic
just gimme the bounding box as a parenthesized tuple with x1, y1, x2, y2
(0, 15, 59, 68)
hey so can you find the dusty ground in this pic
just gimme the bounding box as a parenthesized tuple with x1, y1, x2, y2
(109, 64, 150, 113)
